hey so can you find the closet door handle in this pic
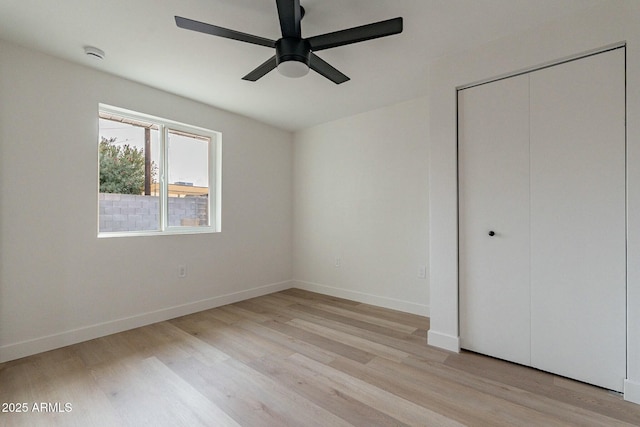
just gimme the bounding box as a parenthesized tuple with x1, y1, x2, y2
(488, 231, 496, 237)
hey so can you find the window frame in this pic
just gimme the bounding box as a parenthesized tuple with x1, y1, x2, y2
(97, 104, 222, 238)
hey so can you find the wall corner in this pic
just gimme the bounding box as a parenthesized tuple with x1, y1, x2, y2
(427, 329, 460, 353)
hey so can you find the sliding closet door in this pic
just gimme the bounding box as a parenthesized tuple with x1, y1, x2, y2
(458, 74, 531, 366)
(529, 48, 626, 392)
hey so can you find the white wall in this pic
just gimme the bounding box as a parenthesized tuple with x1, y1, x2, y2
(427, 0, 640, 403)
(0, 40, 293, 362)
(292, 97, 430, 315)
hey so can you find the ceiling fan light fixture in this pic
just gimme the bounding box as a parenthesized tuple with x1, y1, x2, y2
(275, 37, 311, 78)
(277, 60, 309, 78)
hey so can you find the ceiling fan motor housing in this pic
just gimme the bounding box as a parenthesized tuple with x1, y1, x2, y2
(276, 38, 311, 67)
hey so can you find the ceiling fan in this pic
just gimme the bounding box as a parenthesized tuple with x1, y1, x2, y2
(175, 0, 403, 84)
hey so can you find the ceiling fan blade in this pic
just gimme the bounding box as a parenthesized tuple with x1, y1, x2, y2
(275, 0, 301, 38)
(175, 16, 276, 48)
(242, 56, 278, 81)
(309, 53, 350, 84)
(307, 17, 403, 52)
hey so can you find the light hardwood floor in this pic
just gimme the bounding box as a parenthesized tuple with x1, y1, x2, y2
(1, 288, 639, 426)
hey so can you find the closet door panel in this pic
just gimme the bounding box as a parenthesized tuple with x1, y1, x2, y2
(529, 49, 626, 392)
(458, 74, 531, 365)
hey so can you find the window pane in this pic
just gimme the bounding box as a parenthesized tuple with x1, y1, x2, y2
(98, 116, 160, 232)
(167, 129, 210, 227)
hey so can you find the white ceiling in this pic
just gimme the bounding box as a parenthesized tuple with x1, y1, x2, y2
(0, 0, 605, 131)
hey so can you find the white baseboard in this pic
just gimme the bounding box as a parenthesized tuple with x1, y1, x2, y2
(292, 280, 430, 317)
(0, 280, 292, 363)
(427, 329, 460, 353)
(625, 379, 640, 404)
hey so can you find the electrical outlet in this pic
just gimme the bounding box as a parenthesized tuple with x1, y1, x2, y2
(418, 266, 427, 279)
(334, 257, 341, 268)
(178, 264, 187, 278)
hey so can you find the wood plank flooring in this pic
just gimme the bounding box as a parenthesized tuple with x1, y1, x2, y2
(1, 288, 639, 426)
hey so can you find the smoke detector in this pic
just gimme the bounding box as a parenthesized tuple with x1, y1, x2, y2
(84, 46, 105, 60)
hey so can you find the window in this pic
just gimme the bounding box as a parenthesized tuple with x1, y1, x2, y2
(98, 104, 221, 236)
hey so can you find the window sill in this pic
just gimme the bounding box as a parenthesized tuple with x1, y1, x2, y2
(98, 227, 219, 238)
